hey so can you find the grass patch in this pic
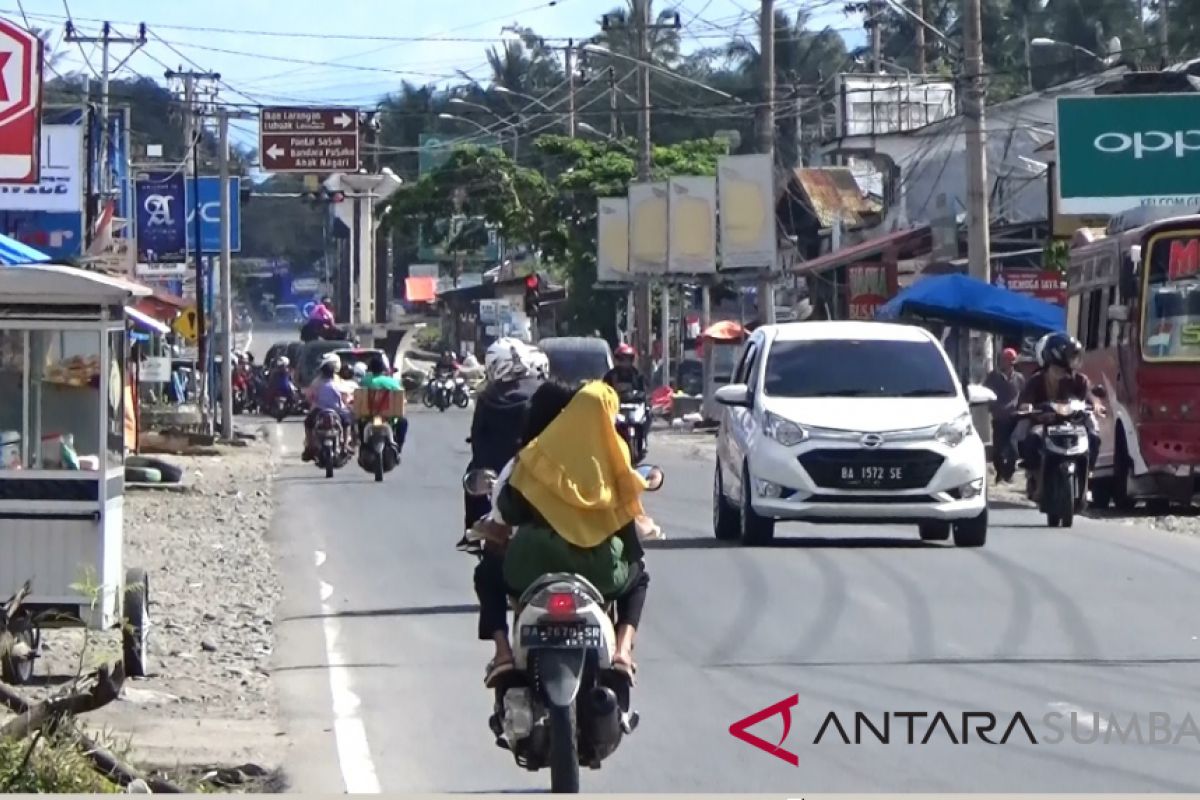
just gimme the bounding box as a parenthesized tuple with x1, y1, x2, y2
(0, 732, 120, 793)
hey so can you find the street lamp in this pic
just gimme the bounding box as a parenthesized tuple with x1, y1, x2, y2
(448, 97, 495, 115)
(581, 44, 743, 103)
(492, 85, 553, 112)
(439, 113, 516, 158)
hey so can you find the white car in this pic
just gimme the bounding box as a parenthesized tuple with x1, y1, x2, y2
(712, 321, 996, 547)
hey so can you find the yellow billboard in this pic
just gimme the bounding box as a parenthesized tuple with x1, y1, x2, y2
(717, 153, 776, 272)
(668, 176, 717, 274)
(596, 197, 630, 283)
(628, 182, 668, 275)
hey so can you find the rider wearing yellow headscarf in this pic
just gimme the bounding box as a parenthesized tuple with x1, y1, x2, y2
(483, 380, 652, 686)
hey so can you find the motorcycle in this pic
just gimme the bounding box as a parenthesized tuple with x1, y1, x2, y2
(311, 409, 352, 479)
(401, 369, 428, 403)
(461, 463, 665, 793)
(1015, 388, 1105, 528)
(424, 374, 455, 412)
(615, 393, 650, 465)
(268, 382, 302, 422)
(357, 415, 400, 482)
(452, 375, 472, 408)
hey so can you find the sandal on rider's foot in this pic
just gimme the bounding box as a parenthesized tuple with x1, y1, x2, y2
(484, 658, 515, 688)
(611, 657, 637, 685)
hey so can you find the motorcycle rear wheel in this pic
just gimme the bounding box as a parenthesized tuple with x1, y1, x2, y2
(547, 703, 580, 793)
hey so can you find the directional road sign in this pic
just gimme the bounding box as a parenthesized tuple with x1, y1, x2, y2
(258, 107, 359, 173)
(0, 18, 43, 183)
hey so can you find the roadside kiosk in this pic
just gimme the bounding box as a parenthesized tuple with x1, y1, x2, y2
(0, 264, 152, 685)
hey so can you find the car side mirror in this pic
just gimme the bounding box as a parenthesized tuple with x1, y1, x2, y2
(966, 384, 997, 405)
(1108, 304, 1129, 323)
(636, 464, 664, 490)
(462, 469, 497, 497)
(715, 384, 751, 407)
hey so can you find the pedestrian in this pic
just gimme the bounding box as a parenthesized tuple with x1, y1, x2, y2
(984, 346, 1025, 481)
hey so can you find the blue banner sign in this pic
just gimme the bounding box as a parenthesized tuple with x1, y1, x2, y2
(135, 170, 187, 263)
(185, 176, 242, 254)
(0, 211, 84, 260)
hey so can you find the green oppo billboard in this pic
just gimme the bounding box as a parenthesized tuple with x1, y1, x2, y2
(1056, 94, 1200, 215)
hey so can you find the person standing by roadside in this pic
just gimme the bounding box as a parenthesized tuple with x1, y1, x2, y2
(985, 347, 1025, 481)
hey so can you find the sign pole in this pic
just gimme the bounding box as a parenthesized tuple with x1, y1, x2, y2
(218, 109, 233, 440)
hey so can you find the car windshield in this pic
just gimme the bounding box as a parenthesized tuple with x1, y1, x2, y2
(544, 348, 611, 385)
(763, 338, 957, 398)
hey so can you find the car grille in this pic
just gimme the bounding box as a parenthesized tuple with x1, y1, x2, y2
(806, 493, 938, 504)
(798, 449, 945, 491)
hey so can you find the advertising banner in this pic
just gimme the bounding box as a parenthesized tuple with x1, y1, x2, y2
(596, 197, 629, 283)
(628, 182, 668, 275)
(717, 153, 776, 271)
(185, 176, 242, 254)
(0, 210, 83, 259)
(0, 124, 83, 213)
(135, 170, 187, 263)
(667, 176, 717, 274)
(1056, 94, 1200, 214)
(995, 268, 1067, 306)
(847, 264, 893, 320)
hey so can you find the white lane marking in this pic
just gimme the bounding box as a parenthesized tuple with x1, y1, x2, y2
(315, 550, 327, 568)
(319, 580, 381, 793)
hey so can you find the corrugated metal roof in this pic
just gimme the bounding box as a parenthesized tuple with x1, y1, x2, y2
(788, 167, 881, 228)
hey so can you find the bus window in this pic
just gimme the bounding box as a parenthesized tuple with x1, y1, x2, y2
(1105, 286, 1119, 347)
(1143, 230, 1200, 360)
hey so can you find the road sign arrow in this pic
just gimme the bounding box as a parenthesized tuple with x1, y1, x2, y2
(266, 143, 286, 160)
(334, 112, 353, 128)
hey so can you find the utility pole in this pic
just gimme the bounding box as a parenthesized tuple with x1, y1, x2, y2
(64, 21, 146, 223)
(758, 0, 777, 325)
(963, 0, 991, 385)
(870, 0, 884, 72)
(165, 68, 219, 430)
(565, 39, 577, 138)
(914, 0, 927, 72)
(1158, 0, 1169, 66)
(217, 108, 233, 440)
(607, 66, 619, 137)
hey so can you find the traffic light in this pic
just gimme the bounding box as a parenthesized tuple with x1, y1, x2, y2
(524, 274, 541, 316)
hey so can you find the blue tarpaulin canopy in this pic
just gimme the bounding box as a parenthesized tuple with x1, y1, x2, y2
(0, 233, 52, 265)
(875, 273, 1065, 336)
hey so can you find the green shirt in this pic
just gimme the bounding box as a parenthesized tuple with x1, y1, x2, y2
(361, 374, 402, 391)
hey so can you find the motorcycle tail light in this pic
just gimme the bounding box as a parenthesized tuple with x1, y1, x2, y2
(546, 592, 577, 617)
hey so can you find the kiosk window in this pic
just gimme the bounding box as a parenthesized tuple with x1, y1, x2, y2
(28, 330, 102, 470)
(0, 330, 25, 469)
(107, 330, 126, 466)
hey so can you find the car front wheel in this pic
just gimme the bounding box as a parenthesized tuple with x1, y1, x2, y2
(713, 464, 740, 541)
(739, 465, 776, 546)
(953, 509, 988, 547)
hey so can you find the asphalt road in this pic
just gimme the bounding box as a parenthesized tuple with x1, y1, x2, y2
(265, 405, 1200, 793)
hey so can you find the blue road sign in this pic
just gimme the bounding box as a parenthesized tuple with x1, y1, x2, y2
(184, 176, 242, 254)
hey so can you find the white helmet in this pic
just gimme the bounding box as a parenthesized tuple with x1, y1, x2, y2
(352, 362, 367, 379)
(527, 348, 549, 379)
(276, 356, 290, 368)
(486, 338, 533, 383)
(320, 352, 341, 371)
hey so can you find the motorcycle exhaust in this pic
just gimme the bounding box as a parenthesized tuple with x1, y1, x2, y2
(581, 685, 622, 752)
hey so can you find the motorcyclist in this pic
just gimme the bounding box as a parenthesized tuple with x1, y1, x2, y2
(435, 350, 459, 379)
(266, 356, 295, 403)
(302, 353, 355, 461)
(357, 354, 409, 455)
(459, 338, 542, 552)
(603, 343, 646, 397)
(1013, 332, 1104, 479)
(470, 380, 658, 689)
(352, 361, 368, 384)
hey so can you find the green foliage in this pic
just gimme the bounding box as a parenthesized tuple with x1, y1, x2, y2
(0, 734, 119, 793)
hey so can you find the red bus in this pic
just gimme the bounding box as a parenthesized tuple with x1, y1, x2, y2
(1067, 208, 1200, 510)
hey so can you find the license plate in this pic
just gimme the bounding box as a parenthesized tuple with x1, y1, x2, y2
(520, 622, 602, 648)
(838, 464, 904, 486)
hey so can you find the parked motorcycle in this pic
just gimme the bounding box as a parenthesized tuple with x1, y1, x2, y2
(311, 410, 351, 479)
(615, 392, 650, 465)
(1015, 388, 1105, 528)
(452, 375, 472, 408)
(461, 463, 664, 793)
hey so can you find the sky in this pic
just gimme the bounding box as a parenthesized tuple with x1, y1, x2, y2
(10, 0, 865, 151)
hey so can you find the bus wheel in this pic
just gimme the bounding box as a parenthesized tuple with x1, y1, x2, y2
(1112, 431, 1137, 512)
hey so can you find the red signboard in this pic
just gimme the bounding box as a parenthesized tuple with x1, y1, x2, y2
(847, 263, 894, 320)
(996, 268, 1067, 306)
(1167, 238, 1200, 281)
(0, 18, 42, 184)
(258, 107, 359, 173)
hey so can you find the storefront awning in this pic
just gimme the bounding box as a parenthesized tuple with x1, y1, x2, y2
(125, 305, 170, 335)
(792, 225, 932, 276)
(0, 233, 52, 266)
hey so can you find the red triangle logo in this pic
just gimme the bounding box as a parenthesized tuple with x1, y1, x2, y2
(729, 694, 800, 766)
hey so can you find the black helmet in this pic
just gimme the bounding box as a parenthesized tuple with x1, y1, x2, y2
(1040, 333, 1082, 370)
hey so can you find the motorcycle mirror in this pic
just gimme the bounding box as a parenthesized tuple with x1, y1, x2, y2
(1091, 384, 1108, 399)
(636, 464, 665, 490)
(463, 469, 498, 496)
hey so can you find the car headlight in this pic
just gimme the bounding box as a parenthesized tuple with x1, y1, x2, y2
(936, 412, 973, 447)
(763, 410, 808, 446)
